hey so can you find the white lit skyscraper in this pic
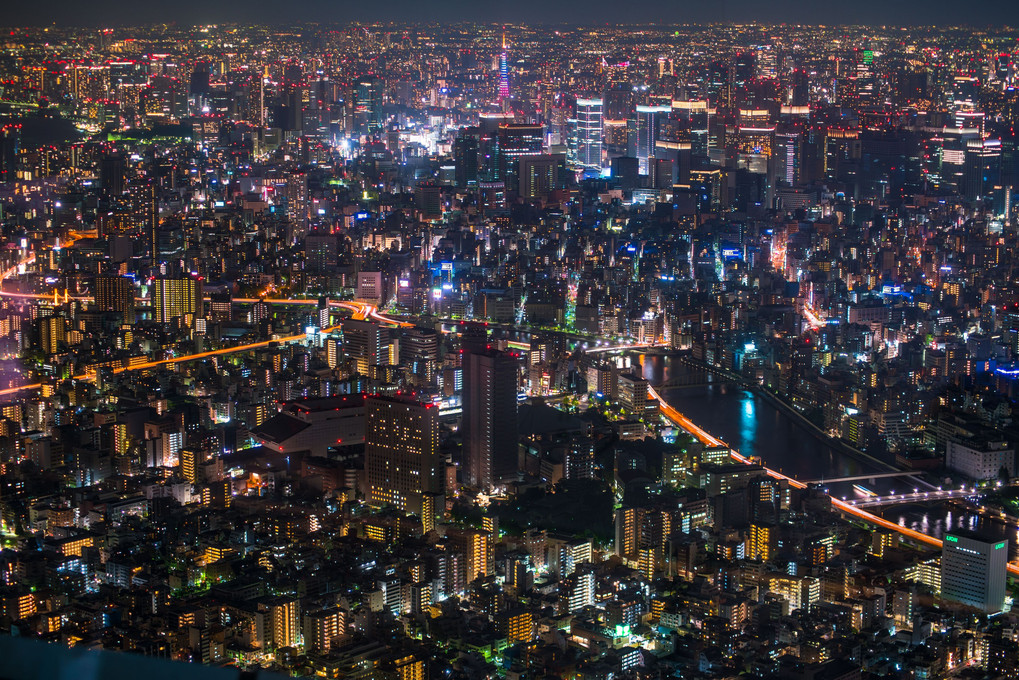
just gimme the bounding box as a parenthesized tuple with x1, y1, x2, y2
(941, 530, 1008, 614)
(774, 131, 801, 186)
(576, 97, 603, 176)
(633, 105, 670, 175)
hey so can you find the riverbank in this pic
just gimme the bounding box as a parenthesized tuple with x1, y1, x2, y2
(664, 353, 903, 476)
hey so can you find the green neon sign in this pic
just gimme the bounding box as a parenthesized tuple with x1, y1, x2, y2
(946, 535, 958, 543)
(995, 542, 1006, 550)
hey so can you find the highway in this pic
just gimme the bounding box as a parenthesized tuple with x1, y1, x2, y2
(0, 299, 403, 396)
(0, 245, 413, 395)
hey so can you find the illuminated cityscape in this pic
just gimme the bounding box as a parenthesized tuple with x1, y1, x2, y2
(2, 19, 1019, 680)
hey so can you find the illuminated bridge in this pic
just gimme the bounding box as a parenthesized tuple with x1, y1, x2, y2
(804, 472, 925, 484)
(843, 489, 981, 508)
(647, 383, 1019, 577)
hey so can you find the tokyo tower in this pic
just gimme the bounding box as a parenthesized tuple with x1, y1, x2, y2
(498, 32, 510, 101)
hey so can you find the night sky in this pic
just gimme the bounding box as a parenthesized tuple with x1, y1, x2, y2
(4, 0, 1019, 28)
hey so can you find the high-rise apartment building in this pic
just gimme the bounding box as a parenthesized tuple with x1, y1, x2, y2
(448, 527, 492, 586)
(302, 607, 346, 654)
(462, 348, 519, 490)
(39, 315, 67, 355)
(94, 275, 136, 324)
(257, 596, 300, 650)
(151, 276, 203, 325)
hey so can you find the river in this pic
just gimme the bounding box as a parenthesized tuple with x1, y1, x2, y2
(638, 353, 1019, 552)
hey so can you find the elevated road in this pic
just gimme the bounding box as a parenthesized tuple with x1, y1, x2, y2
(805, 472, 925, 484)
(845, 489, 979, 508)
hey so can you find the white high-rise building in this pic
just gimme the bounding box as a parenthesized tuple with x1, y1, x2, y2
(576, 97, 604, 175)
(633, 105, 670, 175)
(942, 530, 1008, 614)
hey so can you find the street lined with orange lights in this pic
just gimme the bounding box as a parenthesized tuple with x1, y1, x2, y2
(0, 242, 411, 396)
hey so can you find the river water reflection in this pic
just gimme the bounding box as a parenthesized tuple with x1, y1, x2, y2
(638, 353, 1019, 552)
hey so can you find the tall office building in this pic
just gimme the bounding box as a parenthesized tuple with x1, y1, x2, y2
(365, 395, 442, 515)
(401, 326, 439, 383)
(454, 129, 480, 188)
(342, 318, 396, 374)
(94, 275, 136, 324)
(576, 98, 604, 175)
(305, 233, 338, 273)
(496, 124, 543, 192)
(132, 179, 160, 263)
(942, 530, 1008, 614)
(356, 76, 384, 132)
(519, 154, 565, 200)
(151, 276, 203, 325)
(774, 131, 802, 187)
(462, 348, 519, 490)
(631, 105, 670, 175)
(99, 153, 125, 197)
(964, 138, 1002, 201)
(0, 124, 19, 183)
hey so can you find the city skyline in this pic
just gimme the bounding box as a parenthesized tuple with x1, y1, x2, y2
(1, 17, 1019, 680)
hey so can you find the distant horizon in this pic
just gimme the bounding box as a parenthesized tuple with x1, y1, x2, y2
(2, 0, 1018, 32)
(3, 21, 1019, 29)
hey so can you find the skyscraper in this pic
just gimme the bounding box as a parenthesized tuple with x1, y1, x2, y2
(631, 105, 670, 175)
(942, 530, 1008, 614)
(0, 124, 18, 183)
(964, 138, 1002, 201)
(136, 179, 160, 264)
(462, 348, 519, 491)
(774, 131, 802, 187)
(99, 153, 125, 197)
(94, 275, 136, 324)
(356, 76, 384, 133)
(151, 276, 203, 325)
(342, 318, 396, 375)
(365, 395, 442, 515)
(454, 129, 480, 188)
(576, 98, 604, 176)
(496, 123, 543, 193)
